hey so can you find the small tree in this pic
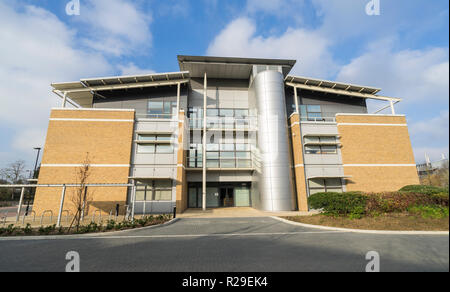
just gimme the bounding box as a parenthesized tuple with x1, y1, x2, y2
(69, 154, 93, 232)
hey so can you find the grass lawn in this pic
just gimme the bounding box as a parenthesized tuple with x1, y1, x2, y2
(283, 213, 449, 231)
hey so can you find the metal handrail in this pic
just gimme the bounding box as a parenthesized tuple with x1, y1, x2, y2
(40, 210, 53, 225)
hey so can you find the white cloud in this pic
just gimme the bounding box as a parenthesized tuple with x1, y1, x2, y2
(117, 63, 155, 76)
(337, 40, 449, 105)
(0, 2, 112, 167)
(77, 0, 152, 56)
(409, 111, 449, 163)
(207, 17, 338, 78)
(336, 41, 449, 163)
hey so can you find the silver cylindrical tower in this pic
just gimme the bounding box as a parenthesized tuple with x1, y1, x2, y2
(254, 70, 295, 211)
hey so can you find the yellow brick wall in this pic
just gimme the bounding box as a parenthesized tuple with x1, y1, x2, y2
(33, 109, 135, 216)
(337, 115, 419, 192)
(344, 166, 420, 192)
(288, 113, 308, 211)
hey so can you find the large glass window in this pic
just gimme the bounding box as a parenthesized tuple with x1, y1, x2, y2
(148, 101, 176, 119)
(135, 180, 173, 201)
(154, 181, 172, 201)
(300, 105, 323, 121)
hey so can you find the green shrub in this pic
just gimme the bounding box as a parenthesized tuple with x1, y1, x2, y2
(431, 193, 449, 207)
(308, 192, 367, 216)
(408, 205, 449, 219)
(365, 192, 435, 213)
(106, 220, 116, 230)
(5, 224, 17, 235)
(22, 223, 33, 235)
(399, 185, 448, 195)
(39, 224, 56, 235)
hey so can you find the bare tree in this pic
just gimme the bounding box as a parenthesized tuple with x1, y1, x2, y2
(420, 160, 450, 188)
(0, 160, 27, 200)
(68, 153, 92, 232)
(1, 160, 26, 184)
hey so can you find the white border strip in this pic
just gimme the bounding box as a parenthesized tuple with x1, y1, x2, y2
(41, 164, 130, 168)
(52, 108, 135, 112)
(49, 118, 134, 122)
(272, 216, 449, 235)
(338, 123, 407, 127)
(335, 114, 405, 117)
(343, 164, 416, 167)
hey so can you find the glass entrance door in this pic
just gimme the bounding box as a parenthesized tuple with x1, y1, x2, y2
(235, 187, 251, 207)
(220, 188, 234, 207)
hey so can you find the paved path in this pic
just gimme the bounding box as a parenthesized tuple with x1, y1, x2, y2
(177, 207, 318, 218)
(0, 217, 448, 272)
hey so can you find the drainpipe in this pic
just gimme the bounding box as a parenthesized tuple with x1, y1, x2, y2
(202, 72, 207, 211)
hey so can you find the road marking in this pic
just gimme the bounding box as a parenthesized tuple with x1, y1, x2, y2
(0, 231, 347, 241)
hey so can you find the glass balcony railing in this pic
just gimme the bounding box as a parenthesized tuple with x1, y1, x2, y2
(187, 158, 253, 169)
(136, 113, 176, 120)
(188, 117, 257, 130)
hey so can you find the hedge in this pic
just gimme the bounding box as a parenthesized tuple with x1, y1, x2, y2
(308, 188, 449, 217)
(399, 185, 448, 195)
(308, 192, 367, 217)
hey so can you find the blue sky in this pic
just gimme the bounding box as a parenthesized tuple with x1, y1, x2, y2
(0, 0, 448, 172)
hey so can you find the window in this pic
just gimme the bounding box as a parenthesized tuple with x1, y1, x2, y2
(135, 185, 147, 201)
(305, 145, 321, 154)
(305, 145, 337, 155)
(156, 134, 172, 141)
(207, 109, 219, 117)
(148, 101, 176, 119)
(137, 144, 155, 153)
(308, 178, 343, 195)
(136, 180, 172, 201)
(220, 144, 235, 151)
(154, 181, 172, 201)
(319, 136, 337, 143)
(304, 136, 320, 144)
(300, 105, 323, 121)
(235, 109, 249, 119)
(138, 134, 172, 141)
(206, 144, 219, 151)
(220, 152, 235, 159)
(138, 134, 156, 141)
(136, 134, 173, 154)
(321, 145, 337, 154)
(220, 109, 234, 117)
(156, 144, 173, 153)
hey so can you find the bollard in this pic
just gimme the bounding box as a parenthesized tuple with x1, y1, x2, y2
(173, 206, 177, 219)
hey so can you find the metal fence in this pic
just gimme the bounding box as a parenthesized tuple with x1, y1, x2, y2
(0, 184, 176, 227)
